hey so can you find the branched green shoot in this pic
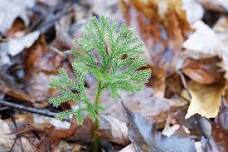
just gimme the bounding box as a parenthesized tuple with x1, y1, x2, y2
(49, 16, 151, 125)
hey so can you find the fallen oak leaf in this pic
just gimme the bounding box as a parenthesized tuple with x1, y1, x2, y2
(184, 80, 226, 119)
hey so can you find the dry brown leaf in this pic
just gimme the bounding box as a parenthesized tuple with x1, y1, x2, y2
(182, 57, 224, 84)
(183, 18, 228, 81)
(119, 0, 191, 73)
(24, 36, 48, 79)
(121, 0, 191, 39)
(185, 81, 226, 119)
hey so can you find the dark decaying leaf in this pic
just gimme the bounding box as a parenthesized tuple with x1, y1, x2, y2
(123, 103, 196, 152)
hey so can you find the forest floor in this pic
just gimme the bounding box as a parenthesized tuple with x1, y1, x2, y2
(0, 0, 228, 151)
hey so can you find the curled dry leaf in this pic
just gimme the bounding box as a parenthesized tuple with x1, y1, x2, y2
(185, 81, 226, 119)
(183, 19, 228, 80)
(182, 57, 224, 84)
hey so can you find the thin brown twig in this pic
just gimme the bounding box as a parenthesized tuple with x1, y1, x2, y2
(0, 100, 57, 118)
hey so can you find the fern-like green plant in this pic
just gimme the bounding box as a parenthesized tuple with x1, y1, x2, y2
(49, 16, 150, 132)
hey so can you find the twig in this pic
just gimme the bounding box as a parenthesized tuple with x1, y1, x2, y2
(0, 100, 57, 118)
(177, 70, 192, 99)
(50, 46, 65, 57)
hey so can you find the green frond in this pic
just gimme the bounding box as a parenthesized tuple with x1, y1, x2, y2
(49, 16, 151, 124)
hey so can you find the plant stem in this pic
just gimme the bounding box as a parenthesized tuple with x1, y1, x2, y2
(95, 81, 102, 127)
(93, 81, 102, 152)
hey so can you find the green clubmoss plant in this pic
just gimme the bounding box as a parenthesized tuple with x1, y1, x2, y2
(49, 16, 151, 150)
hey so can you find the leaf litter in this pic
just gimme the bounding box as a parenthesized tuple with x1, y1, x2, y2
(0, 0, 228, 151)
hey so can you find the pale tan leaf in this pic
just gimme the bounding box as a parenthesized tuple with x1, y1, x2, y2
(185, 81, 226, 119)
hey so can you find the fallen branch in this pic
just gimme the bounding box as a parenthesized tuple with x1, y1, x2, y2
(0, 100, 57, 118)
